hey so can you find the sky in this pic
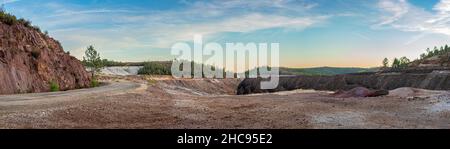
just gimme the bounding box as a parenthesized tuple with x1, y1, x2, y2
(2, 0, 450, 68)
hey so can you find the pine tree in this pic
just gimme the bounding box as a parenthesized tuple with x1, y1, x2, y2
(420, 53, 426, 60)
(433, 46, 439, 56)
(382, 58, 389, 68)
(399, 57, 410, 68)
(83, 45, 104, 78)
(392, 58, 400, 68)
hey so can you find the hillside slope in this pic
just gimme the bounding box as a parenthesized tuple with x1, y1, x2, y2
(238, 71, 450, 94)
(409, 52, 450, 67)
(0, 18, 91, 94)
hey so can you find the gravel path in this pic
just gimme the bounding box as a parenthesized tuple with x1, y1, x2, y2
(0, 82, 141, 106)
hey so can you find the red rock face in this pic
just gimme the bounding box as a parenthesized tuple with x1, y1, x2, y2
(0, 22, 91, 94)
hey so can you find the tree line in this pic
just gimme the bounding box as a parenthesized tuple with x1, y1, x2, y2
(81, 46, 230, 77)
(382, 57, 410, 69)
(382, 44, 450, 69)
(420, 45, 450, 60)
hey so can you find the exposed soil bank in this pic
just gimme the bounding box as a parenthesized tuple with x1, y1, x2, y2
(237, 71, 450, 94)
(98, 75, 242, 95)
(0, 22, 91, 95)
(158, 78, 242, 95)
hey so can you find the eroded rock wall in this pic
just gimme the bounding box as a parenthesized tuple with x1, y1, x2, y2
(0, 22, 91, 94)
(237, 71, 450, 95)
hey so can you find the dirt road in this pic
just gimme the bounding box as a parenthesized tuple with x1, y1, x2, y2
(0, 82, 141, 106)
(0, 76, 449, 129)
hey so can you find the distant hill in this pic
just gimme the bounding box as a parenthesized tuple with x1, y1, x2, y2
(99, 60, 377, 76)
(279, 67, 378, 76)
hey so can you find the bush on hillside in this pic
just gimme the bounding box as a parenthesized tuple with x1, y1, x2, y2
(91, 78, 100, 87)
(17, 18, 31, 27)
(1, 10, 45, 34)
(49, 81, 60, 92)
(0, 11, 17, 25)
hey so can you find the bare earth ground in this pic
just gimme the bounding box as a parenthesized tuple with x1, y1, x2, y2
(0, 75, 449, 129)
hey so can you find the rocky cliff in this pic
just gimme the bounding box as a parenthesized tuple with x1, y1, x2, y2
(0, 22, 91, 94)
(237, 70, 450, 95)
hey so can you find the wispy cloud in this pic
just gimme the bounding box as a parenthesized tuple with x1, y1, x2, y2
(376, 0, 450, 36)
(48, 9, 139, 17)
(435, 0, 450, 12)
(6, 0, 449, 67)
(26, 0, 327, 59)
(1, 0, 20, 4)
(376, 0, 409, 26)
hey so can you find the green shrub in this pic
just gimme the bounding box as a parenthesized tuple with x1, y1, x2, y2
(31, 25, 41, 32)
(49, 81, 60, 92)
(91, 78, 100, 87)
(17, 18, 31, 27)
(0, 11, 17, 25)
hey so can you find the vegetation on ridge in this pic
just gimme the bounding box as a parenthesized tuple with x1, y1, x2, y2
(419, 45, 450, 60)
(382, 44, 450, 69)
(0, 6, 43, 33)
(245, 67, 376, 76)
